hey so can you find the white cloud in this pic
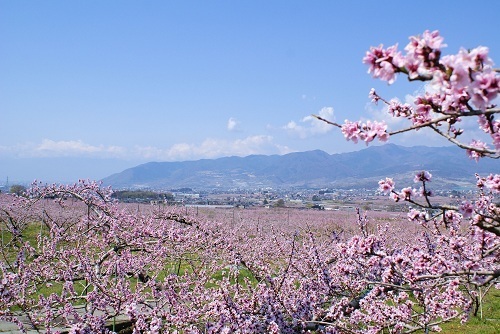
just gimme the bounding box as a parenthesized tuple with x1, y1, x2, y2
(37, 139, 99, 154)
(0, 139, 126, 158)
(163, 135, 278, 160)
(303, 107, 335, 134)
(283, 107, 335, 139)
(0, 135, 291, 162)
(0, 143, 27, 156)
(275, 144, 294, 155)
(34, 139, 127, 157)
(227, 117, 241, 131)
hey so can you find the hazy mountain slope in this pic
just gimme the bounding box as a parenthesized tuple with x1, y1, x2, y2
(101, 144, 498, 190)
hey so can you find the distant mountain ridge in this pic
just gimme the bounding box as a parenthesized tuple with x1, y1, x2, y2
(101, 144, 498, 190)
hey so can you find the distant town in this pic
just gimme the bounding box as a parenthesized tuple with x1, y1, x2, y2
(97, 186, 475, 213)
(0, 178, 487, 214)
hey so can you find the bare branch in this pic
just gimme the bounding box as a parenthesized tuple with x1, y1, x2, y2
(311, 114, 342, 128)
(429, 124, 499, 158)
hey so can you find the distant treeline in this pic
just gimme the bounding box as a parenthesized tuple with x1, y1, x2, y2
(112, 190, 174, 202)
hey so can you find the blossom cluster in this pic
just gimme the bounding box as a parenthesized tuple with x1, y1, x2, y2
(353, 30, 500, 158)
(341, 119, 389, 144)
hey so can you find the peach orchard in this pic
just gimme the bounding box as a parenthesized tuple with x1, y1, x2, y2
(0, 31, 498, 333)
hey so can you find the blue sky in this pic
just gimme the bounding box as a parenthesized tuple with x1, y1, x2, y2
(2, 1, 500, 183)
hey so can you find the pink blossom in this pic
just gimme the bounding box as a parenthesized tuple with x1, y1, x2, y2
(341, 120, 389, 144)
(492, 132, 500, 150)
(413, 96, 433, 125)
(441, 87, 470, 113)
(483, 174, 500, 193)
(466, 140, 489, 161)
(390, 192, 400, 202)
(422, 30, 446, 50)
(368, 88, 380, 103)
(414, 171, 432, 183)
(441, 48, 476, 88)
(477, 116, 499, 139)
(418, 186, 433, 197)
(469, 69, 499, 111)
(362, 120, 389, 143)
(388, 99, 412, 117)
(467, 46, 493, 70)
(399, 187, 416, 200)
(341, 120, 361, 143)
(405, 30, 446, 73)
(378, 178, 395, 194)
(459, 201, 474, 218)
(443, 211, 463, 231)
(431, 325, 443, 332)
(404, 55, 421, 80)
(363, 44, 404, 84)
(408, 209, 427, 222)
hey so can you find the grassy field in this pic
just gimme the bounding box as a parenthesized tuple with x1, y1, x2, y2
(440, 288, 500, 333)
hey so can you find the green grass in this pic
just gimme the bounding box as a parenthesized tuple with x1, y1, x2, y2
(209, 266, 259, 287)
(439, 288, 500, 333)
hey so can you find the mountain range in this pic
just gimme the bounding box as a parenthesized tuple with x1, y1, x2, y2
(101, 144, 498, 190)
